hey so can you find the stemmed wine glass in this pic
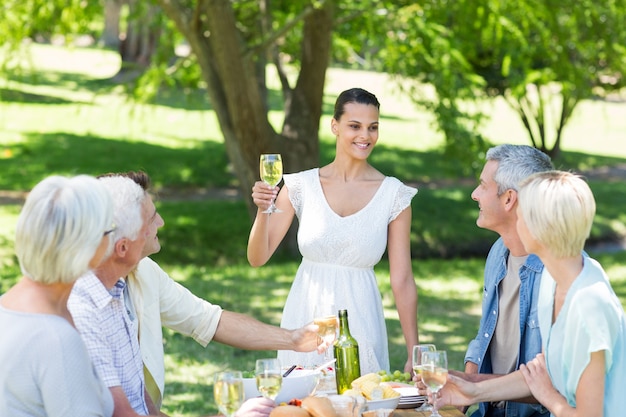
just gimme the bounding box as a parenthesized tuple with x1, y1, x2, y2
(255, 358, 283, 402)
(213, 371, 244, 417)
(421, 350, 448, 417)
(412, 344, 436, 411)
(313, 303, 338, 361)
(260, 154, 283, 214)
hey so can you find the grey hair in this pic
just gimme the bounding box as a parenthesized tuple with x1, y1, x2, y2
(486, 144, 554, 195)
(15, 175, 113, 284)
(98, 176, 146, 243)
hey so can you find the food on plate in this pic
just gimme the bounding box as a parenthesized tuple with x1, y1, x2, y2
(271, 396, 337, 417)
(379, 384, 401, 399)
(377, 369, 412, 383)
(341, 388, 363, 398)
(351, 372, 382, 387)
(301, 396, 337, 417)
(356, 381, 384, 400)
(344, 372, 401, 401)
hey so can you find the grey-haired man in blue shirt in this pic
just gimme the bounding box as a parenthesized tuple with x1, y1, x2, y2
(463, 144, 553, 417)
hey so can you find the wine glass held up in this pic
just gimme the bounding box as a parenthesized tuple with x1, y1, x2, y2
(412, 344, 436, 412)
(259, 154, 283, 214)
(421, 350, 448, 417)
(255, 358, 283, 402)
(313, 303, 338, 361)
(213, 371, 244, 417)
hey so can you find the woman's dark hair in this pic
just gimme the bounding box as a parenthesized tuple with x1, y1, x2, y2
(97, 171, 151, 191)
(333, 88, 380, 120)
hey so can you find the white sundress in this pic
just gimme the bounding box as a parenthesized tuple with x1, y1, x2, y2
(277, 168, 417, 373)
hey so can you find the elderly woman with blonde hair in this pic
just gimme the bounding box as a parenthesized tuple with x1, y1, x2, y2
(436, 171, 626, 417)
(0, 175, 115, 417)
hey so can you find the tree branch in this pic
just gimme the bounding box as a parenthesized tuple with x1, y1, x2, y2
(245, 1, 326, 59)
(506, 94, 538, 149)
(157, 0, 193, 35)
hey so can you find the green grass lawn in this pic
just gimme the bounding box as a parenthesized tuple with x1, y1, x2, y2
(1, 43, 626, 416)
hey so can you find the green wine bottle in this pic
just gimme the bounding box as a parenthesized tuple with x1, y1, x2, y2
(333, 309, 360, 394)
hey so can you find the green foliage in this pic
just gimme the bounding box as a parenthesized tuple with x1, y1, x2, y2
(0, 0, 100, 45)
(378, 0, 626, 159)
(3, 0, 625, 175)
(378, 4, 491, 173)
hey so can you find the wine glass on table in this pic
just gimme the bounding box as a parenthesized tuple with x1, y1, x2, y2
(213, 371, 244, 417)
(314, 303, 338, 361)
(260, 154, 283, 214)
(412, 344, 436, 411)
(421, 351, 448, 417)
(255, 358, 283, 402)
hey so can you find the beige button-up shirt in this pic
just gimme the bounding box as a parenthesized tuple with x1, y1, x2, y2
(126, 257, 223, 408)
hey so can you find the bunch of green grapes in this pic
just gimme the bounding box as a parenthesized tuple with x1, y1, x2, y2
(377, 369, 412, 383)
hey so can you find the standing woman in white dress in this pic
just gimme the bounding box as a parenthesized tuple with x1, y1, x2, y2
(248, 88, 419, 374)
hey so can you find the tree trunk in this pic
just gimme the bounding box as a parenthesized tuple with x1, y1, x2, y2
(278, 3, 334, 255)
(101, 0, 124, 49)
(157, 0, 334, 254)
(117, 0, 161, 79)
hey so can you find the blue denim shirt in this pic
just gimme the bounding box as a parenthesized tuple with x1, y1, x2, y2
(465, 238, 548, 417)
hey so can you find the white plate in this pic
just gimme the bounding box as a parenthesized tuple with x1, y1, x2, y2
(397, 398, 427, 409)
(392, 385, 427, 409)
(393, 386, 419, 396)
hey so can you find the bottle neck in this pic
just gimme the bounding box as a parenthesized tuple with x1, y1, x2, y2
(338, 313, 351, 336)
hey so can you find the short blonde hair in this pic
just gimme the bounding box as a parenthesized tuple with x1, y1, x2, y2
(518, 171, 595, 258)
(15, 175, 113, 284)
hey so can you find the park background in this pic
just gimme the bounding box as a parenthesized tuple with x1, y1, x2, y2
(1, 2, 626, 416)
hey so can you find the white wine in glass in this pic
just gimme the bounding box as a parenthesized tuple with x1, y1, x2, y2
(313, 303, 338, 360)
(213, 371, 244, 417)
(421, 350, 448, 417)
(255, 358, 282, 401)
(260, 154, 283, 214)
(412, 344, 436, 411)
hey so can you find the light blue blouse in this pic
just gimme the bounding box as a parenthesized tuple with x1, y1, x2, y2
(538, 257, 626, 416)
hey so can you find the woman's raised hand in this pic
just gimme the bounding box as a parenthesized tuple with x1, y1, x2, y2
(251, 181, 279, 211)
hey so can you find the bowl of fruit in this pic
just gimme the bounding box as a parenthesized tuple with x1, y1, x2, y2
(341, 372, 402, 411)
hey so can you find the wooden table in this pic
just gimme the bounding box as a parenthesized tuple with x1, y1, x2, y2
(393, 406, 465, 417)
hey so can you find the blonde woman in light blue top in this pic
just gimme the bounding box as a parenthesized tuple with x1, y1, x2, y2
(436, 171, 626, 417)
(517, 171, 626, 416)
(534, 257, 625, 416)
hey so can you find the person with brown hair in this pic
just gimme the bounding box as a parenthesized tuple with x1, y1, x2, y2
(248, 88, 419, 374)
(69, 171, 327, 416)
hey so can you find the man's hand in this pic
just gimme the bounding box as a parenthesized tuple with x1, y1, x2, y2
(415, 370, 472, 396)
(413, 370, 427, 396)
(433, 374, 477, 409)
(291, 322, 329, 354)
